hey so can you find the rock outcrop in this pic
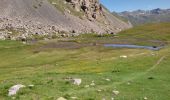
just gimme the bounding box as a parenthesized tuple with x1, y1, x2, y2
(0, 0, 131, 40)
(65, 0, 104, 20)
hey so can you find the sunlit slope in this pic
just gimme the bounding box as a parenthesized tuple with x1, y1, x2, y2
(118, 23, 170, 41)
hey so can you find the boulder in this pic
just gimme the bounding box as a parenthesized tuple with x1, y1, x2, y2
(8, 84, 26, 96)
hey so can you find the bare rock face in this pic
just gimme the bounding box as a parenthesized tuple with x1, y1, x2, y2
(0, 0, 132, 40)
(65, 0, 104, 20)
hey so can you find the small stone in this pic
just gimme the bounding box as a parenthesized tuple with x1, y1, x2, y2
(97, 89, 102, 92)
(90, 81, 95, 86)
(105, 79, 111, 81)
(22, 42, 26, 44)
(8, 31, 12, 34)
(84, 85, 89, 88)
(72, 78, 82, 85)
(112, 90, 119, 95)
(144, 97, 148, 100)
(120, 55, 127, 58)
(71, 97, 78, 99)
(28, 84, 34, 87)
(57, 97, 67, 100)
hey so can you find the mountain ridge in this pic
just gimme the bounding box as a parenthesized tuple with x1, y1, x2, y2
(119, 8, 170, 25)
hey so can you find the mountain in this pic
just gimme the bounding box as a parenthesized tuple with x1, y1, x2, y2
(119, 8, 170, 26)
(0, 0, 131, 40)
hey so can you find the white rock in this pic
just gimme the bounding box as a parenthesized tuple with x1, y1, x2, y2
(112, 90, 119, 95)
(120, 55, 127, 58)
(144, 97, 148, 100)
(72, 78, 82, 85)
(97, 89, 102, 92)
(22, 42, 26, 44)
(90, 81, 95, 86)
(105, 79, 111, 81)
(8, 31, 12, 34)
(71, 97, 78, 99)
(8, 84, 26, 96)
(28, 84, 34, 87)
(57, 97, 67, 100)
(90, 83, 95, 86)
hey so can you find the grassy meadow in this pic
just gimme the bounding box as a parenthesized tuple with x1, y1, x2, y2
(0, 23, 170, 100)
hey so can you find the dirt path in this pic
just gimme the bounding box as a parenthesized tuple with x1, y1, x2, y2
(68, 55, 166, 94)
(146, 56, 166, 72)
(120, 55, 166, 84)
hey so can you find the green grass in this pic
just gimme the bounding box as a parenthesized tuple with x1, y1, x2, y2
(0, 23, 170, 100)
(118, 23, 170, 42)
(70, 23, 170, 46)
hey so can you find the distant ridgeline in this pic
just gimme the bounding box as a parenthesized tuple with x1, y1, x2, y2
(119, 8, 170, 25)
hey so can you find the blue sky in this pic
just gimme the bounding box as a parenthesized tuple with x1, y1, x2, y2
(100, 0, 170, 12)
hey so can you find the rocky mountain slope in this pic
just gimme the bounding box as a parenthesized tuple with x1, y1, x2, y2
(119, 8, 170, 25)
(0, 0, 131, 40)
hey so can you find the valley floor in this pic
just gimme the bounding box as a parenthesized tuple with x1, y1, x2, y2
(0, 23, 170, 100)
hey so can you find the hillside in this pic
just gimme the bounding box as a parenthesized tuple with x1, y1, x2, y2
(0, 0, 131, 40)
(119, 8, 170, 25)
(118, 23, 170, 41)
